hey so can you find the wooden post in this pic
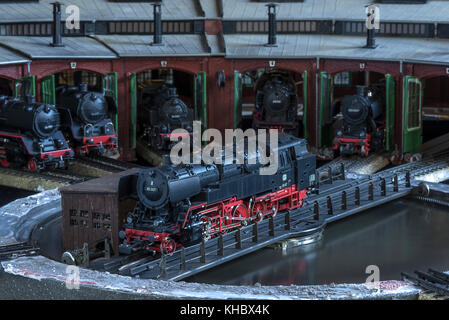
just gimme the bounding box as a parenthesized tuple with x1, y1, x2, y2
(285, 211, 291, 230)
(340, 163, 345, 180)
(159, 246, 167, 279)
(252, 223, 258, 242)
(393, 174, 399, 192)
(269, 216, 274, 236)
(235, 229, 241, 249)
(369, 182, 374, 201)
(327, 196, 333, 215)
(200, 239, 206, 263)
(218, 235, 224, 256)
(314, 201, 319, 220)
(406, 171, 411, 188)
(381, 178, 386, 196)
(180, 247, 186, 271)
(355, 187, 360, 206)
(341, 191, 347, 210)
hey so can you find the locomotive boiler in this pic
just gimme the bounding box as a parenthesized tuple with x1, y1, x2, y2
(140, 83, 193, 151)
(0, 95, 74, 171)
(253, 71, 299, 133)
(119, 133, 316, 255)
(56, 84, 118, 155)
(333, 85, 385, 157)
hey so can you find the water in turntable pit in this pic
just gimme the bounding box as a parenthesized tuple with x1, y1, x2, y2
(185, 199, 449, 286)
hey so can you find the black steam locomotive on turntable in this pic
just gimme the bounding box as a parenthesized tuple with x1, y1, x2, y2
(333, 85, 385, 157)
(139, 82, 193, 151)
(253, 71, 299, 134)
(119, 133, 316, 255)
(56, 84, 118, 156)
(0, 95, 74, 172)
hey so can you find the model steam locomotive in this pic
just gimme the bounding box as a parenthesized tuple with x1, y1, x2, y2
(119, 133, 316, 255)
(0, 95, 74, 171)
(56, 84, 118, 155)
(332, 85, 385, 157)
(253, 71, 299, 133)
(139, 83, 193, 151)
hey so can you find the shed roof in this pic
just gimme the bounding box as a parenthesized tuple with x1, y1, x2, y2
(224, 34, 449, 65)
(223, 0, 449, 23)
(59, 168, 139, 195)
(94, 34, 210, 57)
(0, 44, 29, 65)
(0, 36, 117, 59)
(0, 0, 202, 23)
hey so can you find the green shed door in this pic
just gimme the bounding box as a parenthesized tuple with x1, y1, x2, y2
(129, 73, 137, 149)
(319, 72, 333, 147)
(14, 76, 36, 99)
(385, 74, 395, 152)
(302, 71, 308, 139)
(102, 72, 118, 131)
(234, 71, 243, 129)
(41, 75, 56, 105)
(403, 76, 422, 154)
(194, 71, 207, 134)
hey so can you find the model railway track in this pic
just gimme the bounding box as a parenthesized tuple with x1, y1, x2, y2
(84, 155, 142, 171)
(69, 155, 143, 178)
(0, 242, 39, 261)
(0, 167, 94, 191)
(105, 155, 449, 281)
(402, 269, 449, 298)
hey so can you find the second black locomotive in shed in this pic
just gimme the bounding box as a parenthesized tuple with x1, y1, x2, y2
(333, 85, 385, 157)
(56, 84, 118, 156)
(253, 71, 299, 134)
(139, 82, 193, 151)
(119, 133, 316, 254)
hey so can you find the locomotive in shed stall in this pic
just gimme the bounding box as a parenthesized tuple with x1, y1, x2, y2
(332, 85, 385, 157)
(139, 82, 193, 151)
(0, 95, 74, 171)
(56, 84, 118, 156)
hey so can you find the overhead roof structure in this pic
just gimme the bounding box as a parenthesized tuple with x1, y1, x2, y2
(0, 0, 448, 66)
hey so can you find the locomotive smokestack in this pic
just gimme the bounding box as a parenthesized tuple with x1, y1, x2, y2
(50, 2, 64, 47)
(79, 84, 88, 92)
(356, 85, 367, 97)
(152, 3, 163, 46)
(265, 3, 278, 47)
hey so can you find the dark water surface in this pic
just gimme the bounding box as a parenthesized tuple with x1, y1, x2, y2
(0, 186, 35, 207)
(186, 199, 449, 286)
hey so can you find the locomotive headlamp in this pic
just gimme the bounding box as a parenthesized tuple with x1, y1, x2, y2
(337, 130, 342, 137)
(84, 124, 93, 137)
(104, 122, 114, 134)
(367, 90, 373, 97)
(126, 215, 134, 224)
(119, 230, 126, 240)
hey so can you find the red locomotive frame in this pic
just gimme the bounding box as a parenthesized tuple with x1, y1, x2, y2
(124, 184, 307, 253)
(332, 134, 371, 157)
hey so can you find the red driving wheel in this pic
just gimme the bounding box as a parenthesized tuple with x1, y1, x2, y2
(27, 159, 37, 172)
(162, 238, 176, 254)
